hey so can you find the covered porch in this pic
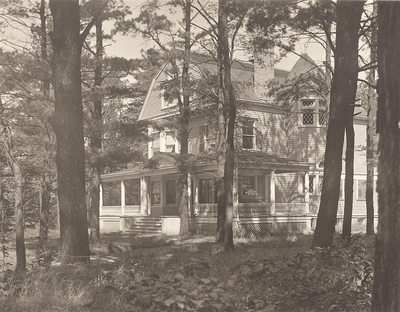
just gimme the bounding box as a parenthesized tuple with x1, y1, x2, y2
(100, 152, 312, 235)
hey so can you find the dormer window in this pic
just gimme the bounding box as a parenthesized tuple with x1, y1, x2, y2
(242, 121, 255, 149)
(300, 98, 327, 127)
(161, 89, 179, 110)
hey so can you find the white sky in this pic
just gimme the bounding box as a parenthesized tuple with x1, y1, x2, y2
(105, 0, 326, 71)
(1, 0, 326, 71)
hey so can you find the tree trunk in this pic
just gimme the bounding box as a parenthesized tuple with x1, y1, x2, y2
(342, 123, 354, 239)
(372, 2, 400, 310)
(218, 0, 235, 251)
(312, 0, 363, 248)
(89, 18, 104, 244)
(179, 0, 191, 236)
(366, 1, 377, 236)
(215, 0, 228, 245)
(39, 0, 51, 252)
(50, 0, 90, 265)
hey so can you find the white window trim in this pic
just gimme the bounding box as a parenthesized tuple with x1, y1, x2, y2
(161, 89, 179, 110)
(242, 120, 256, 150)
(299, 98, 327, 127)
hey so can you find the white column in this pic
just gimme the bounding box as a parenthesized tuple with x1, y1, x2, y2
(148, 126, 153, 158)
(175, 129, 180, 153)
(187, 172, 192, 216)
(270, 170, 276, 215)
(304, 172, 310, 214)
(121, 180, 126, 232)
(140, 176, 149, 215)
(264, 173, 269, 213)
(160, 131, 166, 152)
(99, 184, 103, 216)
(233, 167, 239, 217)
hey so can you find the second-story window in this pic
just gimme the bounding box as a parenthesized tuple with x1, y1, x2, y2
(242, 122, 255, 149)
(300, 99, 327, 127)
(199, 125, 209, 152)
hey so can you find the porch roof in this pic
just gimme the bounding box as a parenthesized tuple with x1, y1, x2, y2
(101, 151, 310, 182)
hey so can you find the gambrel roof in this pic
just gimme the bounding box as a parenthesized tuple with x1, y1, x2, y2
(138, 53, 292, 122)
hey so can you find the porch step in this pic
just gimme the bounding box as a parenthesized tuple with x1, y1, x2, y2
(127, 216, 163, 235)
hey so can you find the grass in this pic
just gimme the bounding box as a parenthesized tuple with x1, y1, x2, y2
(0, 231, 374, 312)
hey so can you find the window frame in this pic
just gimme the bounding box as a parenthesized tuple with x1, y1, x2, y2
(242, 120, 255, 150)
(357, 179, 367, 200)
(299, 98, 327, 127)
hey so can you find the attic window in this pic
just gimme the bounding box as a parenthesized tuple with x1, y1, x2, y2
(161, 89, 179, 109)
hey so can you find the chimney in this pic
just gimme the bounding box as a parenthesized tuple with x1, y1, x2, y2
(254, 50, 274, 99)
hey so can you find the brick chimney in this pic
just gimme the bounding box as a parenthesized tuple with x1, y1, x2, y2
(254, 50, 274, 99)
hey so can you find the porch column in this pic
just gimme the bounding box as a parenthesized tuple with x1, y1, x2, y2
(187, 172, 192, 216)
(140, 176, 149, 215)
(304, 172, 310, 214)
(99, 183, 103, 216)
(121, 180, 126, 232)
(194, 176, 199, 215)
(270, 170, 276, 215)
(233, 166, 239, 217)
(264, 173, 269, 214)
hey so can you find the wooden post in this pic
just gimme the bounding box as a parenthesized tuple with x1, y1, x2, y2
(233, 166, 239, 217)
(140, 176, 149, 215)
(304, 172, 310, 214)
(270, 170, 276, 215)
(121, 180, 125, 232)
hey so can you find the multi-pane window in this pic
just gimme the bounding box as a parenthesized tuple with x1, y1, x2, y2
(242, 122, 255, 149)
(199, 178, 214, 203)
(151, 181, 161, 205)
(199, 125, 209, 152)
(302, 174, 320, 194)
(300, 99, 326, 127)
(166, 180, 177, 205)
(358, 180, 366, 200)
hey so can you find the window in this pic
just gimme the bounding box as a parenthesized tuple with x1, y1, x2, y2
(161, 89, 179, 109)
(199, 125, 209, 153)
(242, 122, 255, 149)
(124, 179, 140, 205)
(358, 180, 366, 200)
(151, 181, 161, 205)
(199, 178, 214, 203)
(166, 180, 177, 205)
(300, 99, 326, 127)
(302, 175, 317, 194)
(165, 131, 176, 153)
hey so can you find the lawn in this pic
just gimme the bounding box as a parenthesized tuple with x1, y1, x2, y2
(0, 231, 374, 311)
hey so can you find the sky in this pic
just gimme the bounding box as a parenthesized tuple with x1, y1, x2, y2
(104, 0, 326, 71)
(1, 0, 326, 72)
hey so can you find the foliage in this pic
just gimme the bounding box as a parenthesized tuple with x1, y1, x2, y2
(0, 233, 375, 312)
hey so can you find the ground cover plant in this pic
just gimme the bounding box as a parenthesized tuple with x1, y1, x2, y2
(0, 231, 374, 312)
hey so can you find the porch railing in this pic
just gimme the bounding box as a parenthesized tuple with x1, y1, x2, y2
(195, 202, 308, 217)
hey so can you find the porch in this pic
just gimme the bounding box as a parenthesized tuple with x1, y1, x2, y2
(100, 152, 313, 235)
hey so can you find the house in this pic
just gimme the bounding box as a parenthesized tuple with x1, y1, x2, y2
(99, 52, 378, 236)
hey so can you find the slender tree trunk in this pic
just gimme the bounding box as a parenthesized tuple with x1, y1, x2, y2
(372, 2, 400, 310)
(312, 0, 363, 248)
(50, 0, 90, 265)
(342, 122, 354, 239)
(39, 0, 51, 252)
(366, 1, 377, 235)
(89, 18, 104, 244)
(179, 0, 191, 236)
(215, 0, 228, 244)
(218, 0, 235, 251)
